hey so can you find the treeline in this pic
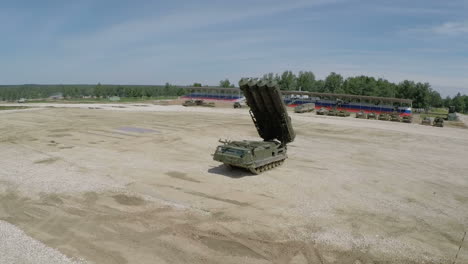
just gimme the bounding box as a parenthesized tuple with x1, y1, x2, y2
(260, 71, 446, 109)
(1, 71, 467, 112)
(0, 83, 186, 101)
(443, 93, 468, 113)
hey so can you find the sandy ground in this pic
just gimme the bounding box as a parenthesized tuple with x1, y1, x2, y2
(0, 103, 467, 264)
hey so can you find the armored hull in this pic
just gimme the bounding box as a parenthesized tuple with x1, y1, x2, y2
(316, 107, 329, 115)
(337, 110, 350, 117)
(213, 78, 295, 174)
(213, 141, 286, 174)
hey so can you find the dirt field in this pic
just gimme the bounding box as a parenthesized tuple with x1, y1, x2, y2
(0, 104, 467, 264)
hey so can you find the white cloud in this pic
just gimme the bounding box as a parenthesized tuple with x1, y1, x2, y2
(433, 21, 468, 35)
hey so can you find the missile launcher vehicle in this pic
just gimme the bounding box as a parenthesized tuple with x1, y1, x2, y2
(213, 78, 295, 174)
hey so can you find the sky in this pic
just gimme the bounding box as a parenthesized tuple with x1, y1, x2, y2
(1, 0, 467, 96)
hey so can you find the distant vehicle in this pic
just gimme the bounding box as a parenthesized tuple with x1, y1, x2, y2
(390, 113, 401, 122)
(337, 110, 350, 117)
(355, 111, 367, 119)
(294, 103, 315, 113)
(421, 117, 432, 126)
(433, 117, 444, 127)
(367, 112, 377, 119)
(17, 98, 27, 103)
(182, 99, 215, 107)
(327, 109, 339, 116)
(378, 113, 390, 121)
(402, 115, 413, 123)
(233, 102, 242, 108)
(316, 107, 329, 115)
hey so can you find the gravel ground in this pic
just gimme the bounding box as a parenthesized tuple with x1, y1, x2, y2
(0, 220, 86, 264)
(0, 104, 467, 264)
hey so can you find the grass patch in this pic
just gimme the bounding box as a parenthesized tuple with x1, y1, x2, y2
(0, 106, 29, 111)
(429, 108, 449, 114)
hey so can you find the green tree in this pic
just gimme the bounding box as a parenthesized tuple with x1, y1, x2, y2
(452, 93, 466, 112)
(297, 71, 315, 91)
(279, 71, 297, 90)
(193, 83, 202, 87)
(324, 72, 343, 93)
(219, 79, 234, 88)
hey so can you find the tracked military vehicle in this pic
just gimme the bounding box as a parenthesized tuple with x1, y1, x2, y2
(316, 107, 329, 115)
(337, 110, 350, 117)
(182, 99, 215, 107)
(327, 108, 339, 116)
(213, 78, 295, 174)
(378, 113, 390, 121)
(402, 115, 412, 123)
(356, 111, 367, 119)
(390, 113, 401, 122)
(367, 112, 377, 119)
(294, 103, 315, 113)
(433, 117, 444, 127)
(421, 117, 432, 126)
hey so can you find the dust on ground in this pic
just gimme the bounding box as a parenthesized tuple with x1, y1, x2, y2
(0, 105, 467, 264)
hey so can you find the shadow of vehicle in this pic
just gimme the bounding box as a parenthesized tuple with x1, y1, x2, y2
(207, 165, 255, 178)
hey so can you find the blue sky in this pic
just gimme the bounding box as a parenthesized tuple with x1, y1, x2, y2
(1, 0, 467, 96)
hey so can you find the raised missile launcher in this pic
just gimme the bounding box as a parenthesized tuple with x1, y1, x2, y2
(213, 78, 295, 174)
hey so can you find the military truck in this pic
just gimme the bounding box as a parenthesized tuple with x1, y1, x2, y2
(402, 115, 413, 123)
(356, 111, 367, 119)
(213, 78, 295, 174)
(367, 112, 377, 119)
(182, 99, 215, 107)
(294, 103, 315, 113)
(316, 107, 329, 115)
(433, 117, 444, 127)
(337, 110, 350, 117)
(421, 117, 432, 126)
(378, 113, 390, 121)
